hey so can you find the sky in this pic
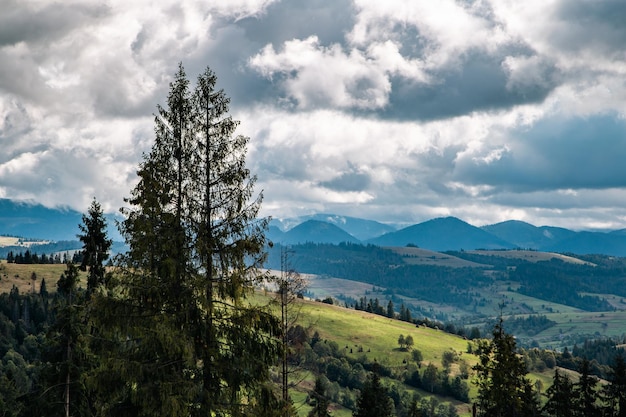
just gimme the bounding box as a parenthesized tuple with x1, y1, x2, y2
(2, 0, 626, 230)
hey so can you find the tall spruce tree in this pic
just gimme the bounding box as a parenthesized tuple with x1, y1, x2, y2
(89, 64, 278, 417)
(353, 370, 394, 417)
(574, 359, 600, 417)
(78, 198, 112, 296)
(543, 369, 575, 417)
(603, 353, 626, 417)
(473, 319, 539, 417)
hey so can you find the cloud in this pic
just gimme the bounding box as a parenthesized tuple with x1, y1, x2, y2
(455, 114, 626, 192)
(319, 162, 372, 192)
(236, 0, 356, 47)
(0, 1, 109, 47)
(247, 0, 560, 120)
(2, 0, 626, 232)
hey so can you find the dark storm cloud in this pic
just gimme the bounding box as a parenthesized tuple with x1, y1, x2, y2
(0, 1, 109, 46)
(319, 162, 371, 192)
(554, 1, 626, 53)
(183, 24, 277, 111)
(236, 0, 356, 48)
(247, 3, 562, 122)
(455, 115, 626, 192)
(375, 48, 558, 121)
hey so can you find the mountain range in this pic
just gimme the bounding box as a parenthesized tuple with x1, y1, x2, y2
(271, 215, 626, 256)
(3, 198, 626, 256)
(0, 199, 123, 242)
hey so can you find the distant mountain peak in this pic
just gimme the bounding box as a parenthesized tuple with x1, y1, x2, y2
(368, 216, 513, 251)
(277, 219, 360, 245)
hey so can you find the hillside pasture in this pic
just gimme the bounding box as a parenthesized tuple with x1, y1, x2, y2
(0, 236, 50, 248)
(293, 298, 478, 417)
(467, 249, 593, 265)
(389, 246, 490, 267)
(536, 310, 626, 346)
(0, 260, 85, 293)
(299, 299, 474, 371)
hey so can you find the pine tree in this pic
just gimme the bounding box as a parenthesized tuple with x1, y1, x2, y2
(353, 371, 394, 417)
(386, 300, 394, 318)
(574, 358, 600, 417)
(78, 198, 112, 297)
(543, 369, 575, 417)
(89, 64, 279, 417)
(473, 319, 539, 417)
(603, 353, 626, 417)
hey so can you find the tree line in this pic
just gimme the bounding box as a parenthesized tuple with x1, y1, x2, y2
(6, 249, 81, 264)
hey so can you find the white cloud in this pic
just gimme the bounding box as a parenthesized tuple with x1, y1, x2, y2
(249, 36, 392, 109)
(2, 0, 626, 231)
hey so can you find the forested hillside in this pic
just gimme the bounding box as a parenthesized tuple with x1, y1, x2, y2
(266, 243, 626, 350)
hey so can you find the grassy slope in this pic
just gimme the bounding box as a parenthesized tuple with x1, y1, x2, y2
(286, 296, 563, 417)
(0, 260, 86, 294)
(291, 297, 478, 416)
(388, 247, 489, 268)
(466, 250, 594, 265)
(296, 246, 626, 349)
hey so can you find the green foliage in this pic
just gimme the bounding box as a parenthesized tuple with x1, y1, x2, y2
(603, 353, 626, 417)
(503, 314, 556, 336)
(543, 369, 575, 417)
(473, 320, 539, 417)
(512, 262, 616, 311)
(353, 371, 394, 417)
(88, 64, 278, 417)
(574, 359, 600, 417)
(37, 262, 94, 417)
(78, 198, 112, 296)
(308, 376, 332, 417)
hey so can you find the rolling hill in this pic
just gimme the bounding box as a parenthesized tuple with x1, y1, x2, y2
(367, 217, 514, 251)
(271, 213, 396, 241)
(0, 198, 122, 242)
(481, 220, 576, 249)
(279, 220, 360, 245)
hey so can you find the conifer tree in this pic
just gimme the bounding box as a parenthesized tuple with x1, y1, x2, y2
(386, 300, 394, 318)
(543, 369, 575, 417)
(353, 371, 394, 417)
(574, 358, 600, 417)
(78, 198, 112, 297)
(39, 263, 91, 417)
(603, 353, 626, 417)
(473, 319, 539, 417)
(89, 64, 279, 417)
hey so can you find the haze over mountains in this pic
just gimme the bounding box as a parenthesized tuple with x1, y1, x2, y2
(0, 199, 122, 242)
(3, 199, 626, 256)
